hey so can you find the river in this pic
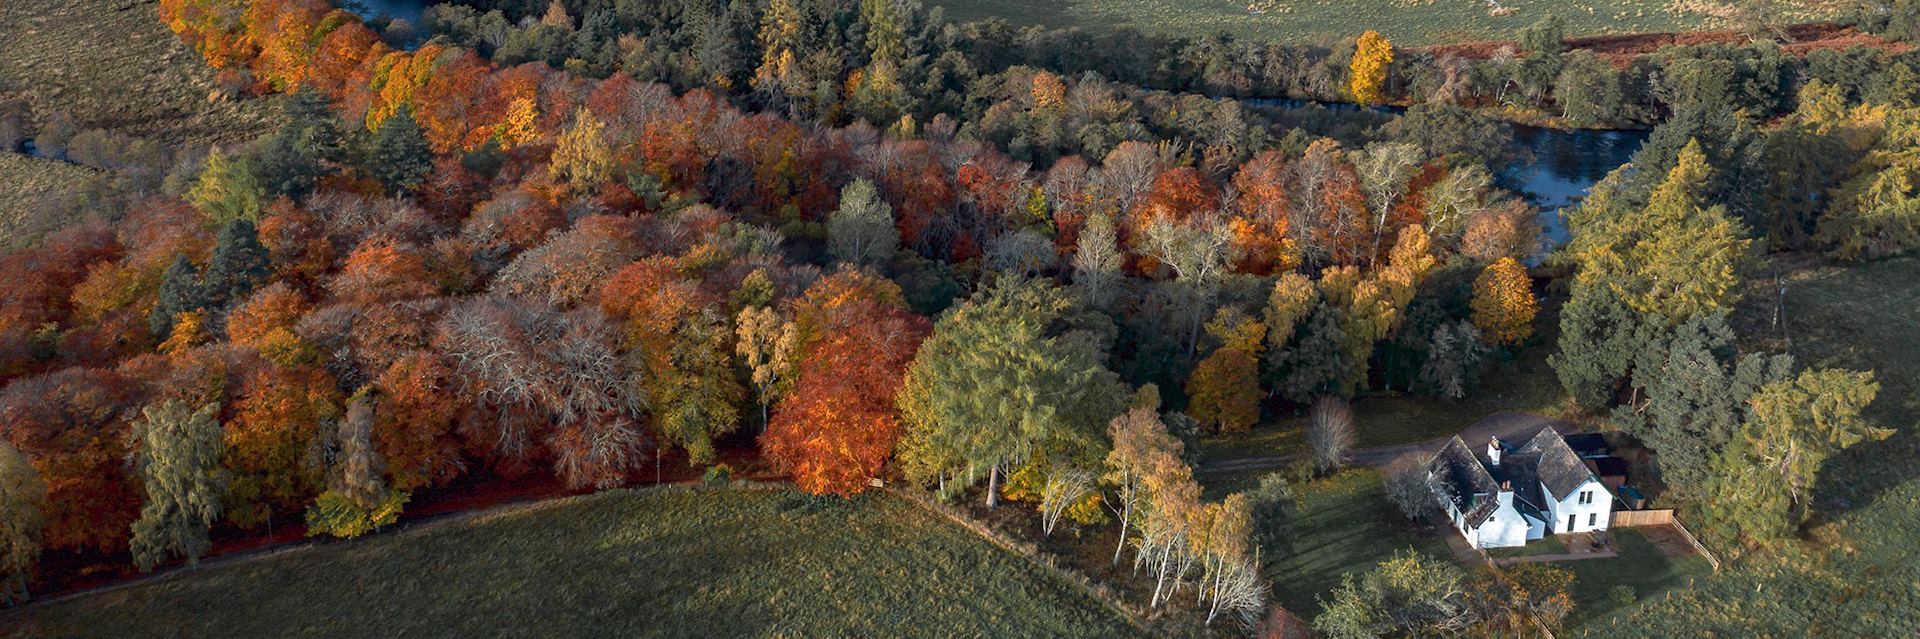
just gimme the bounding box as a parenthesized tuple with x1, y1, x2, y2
(296, 0, 1654, 249)
(1242, 97, 1649, 248)
(341, 0, 428, 26)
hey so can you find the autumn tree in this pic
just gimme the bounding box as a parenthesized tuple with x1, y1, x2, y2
(827, 178, 898, 267)
(0, 369, 143, 553)
(1187, 309, 1264, 434)
(735, 305, 797, 428)
(1103, 391, 1184, 564)
(223, 363, 339, 530)
(1349, 31, 1394, 106)
(372, 352, 465, 491)
(550, 108, 614, 193)
(306, 390, 409, 538)
(129, 400, 227, 572)
(189, 147, 266, 224)
(897, 277, 1125, 507)
(762, 271, 929, 496)
(1470, 257, 1537, 346)
(0, 440, 46, 605)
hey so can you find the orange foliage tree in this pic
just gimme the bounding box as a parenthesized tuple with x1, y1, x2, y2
(761, 270, 929, 496)
(1471, 257, 1538, 346)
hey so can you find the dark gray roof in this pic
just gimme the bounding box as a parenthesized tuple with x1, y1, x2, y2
(1563, 433, 1610, 457)
(1587, 456, 1629, 479)
(1515, 428, 1597, 501)
(1429, 436, 1500, 527)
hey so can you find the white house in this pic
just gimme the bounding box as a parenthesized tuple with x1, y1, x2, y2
(1426, 428, 1613, 549)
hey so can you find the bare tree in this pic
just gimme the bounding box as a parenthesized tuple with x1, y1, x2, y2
(1384, 453, 1441, 522)
(1308, 395, 1355, 474)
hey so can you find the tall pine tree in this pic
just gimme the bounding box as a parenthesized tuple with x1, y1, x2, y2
(203, 219, 272, 312)
(370, 105, 432, 195)
(149, 254, 207, 340)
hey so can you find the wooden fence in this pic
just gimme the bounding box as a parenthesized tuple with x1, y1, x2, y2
(1610, 508, 1721, 572)
(1609, 509, 1675, 527)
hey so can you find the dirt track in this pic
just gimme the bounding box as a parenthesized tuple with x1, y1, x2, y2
(1424, 22, 1911, 64)
(1200, 410, 1579, 473)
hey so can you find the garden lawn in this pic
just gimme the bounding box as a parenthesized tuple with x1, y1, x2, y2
(1200, 327, 1570, 463)
(1557, 528, 1710, 627)
(0, 485, 1146, 639)
(1199, 468, 1450, 615)
(924, 0, 1838, 47)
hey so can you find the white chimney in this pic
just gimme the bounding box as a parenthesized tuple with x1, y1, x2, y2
(1487, 437, 1502, 467)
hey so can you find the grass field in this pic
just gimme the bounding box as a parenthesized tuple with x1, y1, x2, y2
(0, 0, 278, 148)
(0, 485, 1146, 638)
(1200, 324, 1572, 463)
(926, 0, 1839, 47)
(1557, 528, 1711, 627)
(1569, 255, 1920, 637)
(0, 153, 100, 250)
(1196, 468, 1451, 615)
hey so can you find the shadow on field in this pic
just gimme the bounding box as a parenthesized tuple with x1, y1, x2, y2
(1808, 422, 1920, 527)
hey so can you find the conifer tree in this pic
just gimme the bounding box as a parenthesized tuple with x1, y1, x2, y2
(370, 105, 432, 195)
(129, 401, 227, 572)
(149, 254, 207, 340)
(189, 147, 266, 224)
(203, 219, 272, 312)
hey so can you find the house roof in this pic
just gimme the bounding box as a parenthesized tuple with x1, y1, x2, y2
(1428, 428, 1604, 529)
(1515, 428, 1597, 501)
(1429, 436, 1500, 527)
(1562, 433, 1610, 457)
(1586, 456, 1630, 479)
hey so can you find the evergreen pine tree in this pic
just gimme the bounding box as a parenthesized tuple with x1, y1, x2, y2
(286, 85, 344, 163)
(370, 105, 432, 195)
(203, 219, 273, 311)
(149, 254, 207, 340)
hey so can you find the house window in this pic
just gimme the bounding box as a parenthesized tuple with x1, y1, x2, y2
(1579, 490, 1593, 505)
(1589, 513, 1598, 527)
(1567, 514, 1577, 531)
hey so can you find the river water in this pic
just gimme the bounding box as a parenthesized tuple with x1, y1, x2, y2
(341, 0, 427, 26)
(311, 1, 1651, 248)
(1242, 97, 1649, 248)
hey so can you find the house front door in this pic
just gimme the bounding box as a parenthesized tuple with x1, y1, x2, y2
(1567, 514, 1576, 532)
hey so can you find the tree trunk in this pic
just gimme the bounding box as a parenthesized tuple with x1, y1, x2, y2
(986, 465, 1001, 508)
(1112, 490, 1132, 565)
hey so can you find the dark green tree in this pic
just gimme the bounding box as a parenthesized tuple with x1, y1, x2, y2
(203, 219, 273, 311)
(286, 86, 345, 164)
(149, 254, 207, 340)
(253, 130, 319, 202)
(369, 105, 433, 195)
(1272, 302, 1354, 404)
(1612, 313, 1792, 497)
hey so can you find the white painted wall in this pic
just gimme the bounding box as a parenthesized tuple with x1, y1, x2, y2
(1475, 492, 1530, 548)
(1545, 477, 1611, 534)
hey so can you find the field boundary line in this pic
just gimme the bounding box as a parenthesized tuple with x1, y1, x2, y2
(886, 486, 1156, 636)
